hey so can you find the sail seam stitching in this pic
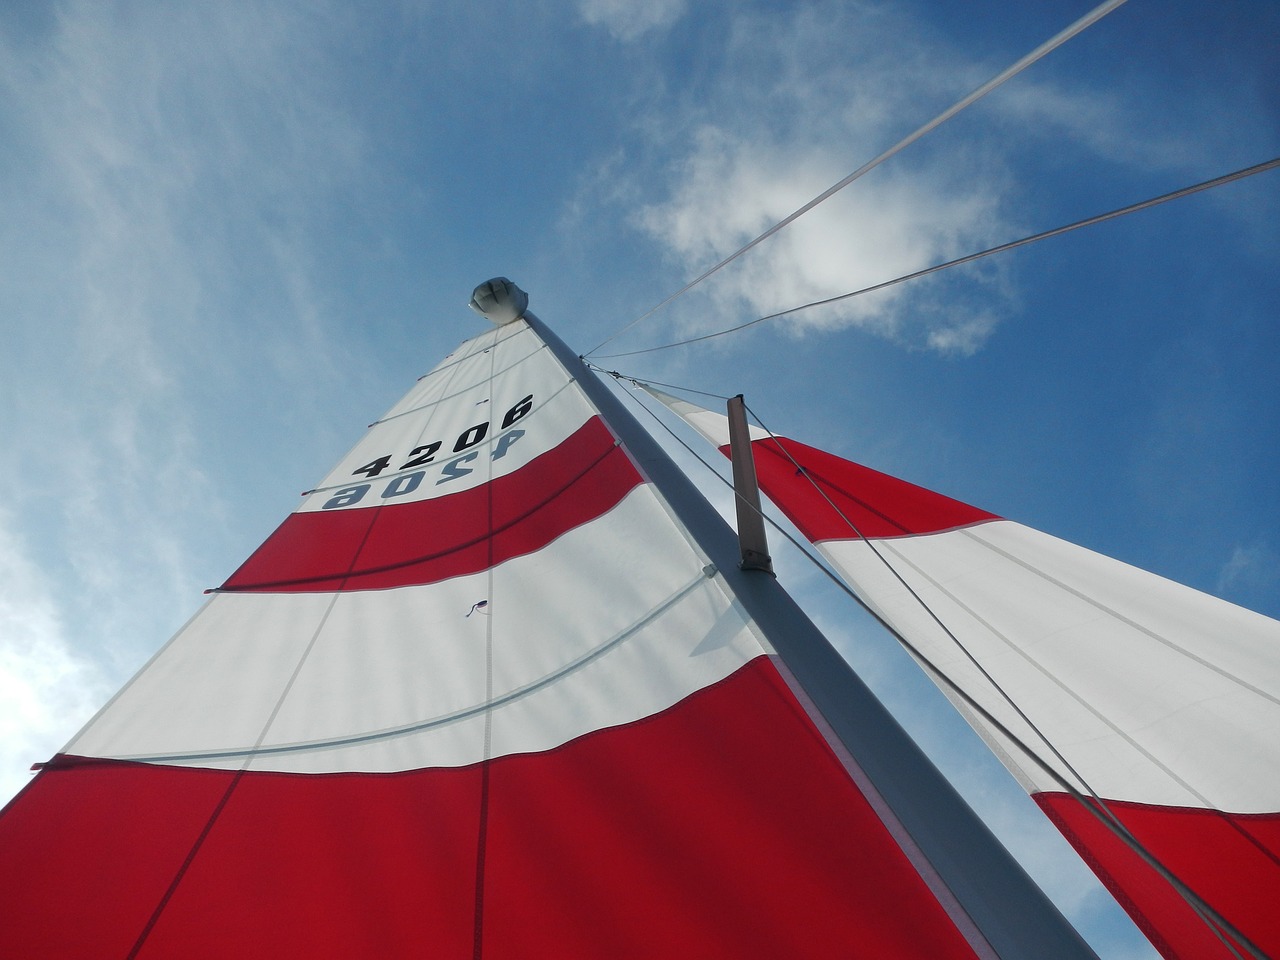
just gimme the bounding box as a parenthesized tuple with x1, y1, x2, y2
(124, 576, 349, 957)
(472, 337, 502, 960)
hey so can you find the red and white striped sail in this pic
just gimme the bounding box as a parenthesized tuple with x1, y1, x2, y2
(0, 316, 1025, 959)
(657, 389, 1280, 960)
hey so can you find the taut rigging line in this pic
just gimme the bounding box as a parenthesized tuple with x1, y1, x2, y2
(584, 0, 1130, 358)
(591, 156, 1280, 361)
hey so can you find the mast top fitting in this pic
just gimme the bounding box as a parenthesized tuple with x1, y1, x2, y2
(470, 277, 529, 326)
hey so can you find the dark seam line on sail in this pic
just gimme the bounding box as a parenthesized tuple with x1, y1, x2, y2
(384, 323, 489, 485)
(472, 337, 501, 960)
(1217, 812, 1280, 871)
(620, 383, 1272, 960)
(124, 769, 248, 960)
(337, 500, 390, 591)
(57, 661, 771, 779)
(298, 324, 498, 501)
(473, 760, 491, 960)
(214, 442, 625, 592)
(319, 327, 493, 602)
(125, 478, 378, 957)
(373, 322, 531, 417)
(123, 486, 371, 959)
(369, 342, 548, 427)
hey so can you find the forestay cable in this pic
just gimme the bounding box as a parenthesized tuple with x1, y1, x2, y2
(594, 156, 1280, 360)
(584, 0, 1130, 358)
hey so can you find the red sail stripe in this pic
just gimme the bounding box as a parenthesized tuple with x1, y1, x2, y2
(1035, 793, 1280, 960)
(222, 417, 642, 593)
(0, 658, 979, 959)
(720, 436, 998, 543)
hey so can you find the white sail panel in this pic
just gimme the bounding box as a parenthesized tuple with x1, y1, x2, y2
(67, 488, 770, 773)
(823, 523, 1280, 810)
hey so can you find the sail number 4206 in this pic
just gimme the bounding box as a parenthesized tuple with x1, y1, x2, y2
(321, 394, 532, 510)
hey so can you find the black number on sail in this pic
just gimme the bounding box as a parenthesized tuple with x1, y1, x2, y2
(399, 442, 442, 470)
(453, 423, 489, 452)
(352, 455, 393, 478)
(502, 394, 534, 429)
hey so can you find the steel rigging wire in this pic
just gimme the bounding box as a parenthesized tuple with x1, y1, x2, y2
(583, 0, 1131, 358)
(590, 156, 1280, 360)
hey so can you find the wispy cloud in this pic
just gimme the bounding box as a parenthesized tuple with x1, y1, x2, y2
(0, 2, 375, 744)
(1217, 542, 1280, 600)
(597, 0, 1215, 357)
(0, 512, 110, 807)
(578, 0, 687, 42)
(637, 131, 1012, 353)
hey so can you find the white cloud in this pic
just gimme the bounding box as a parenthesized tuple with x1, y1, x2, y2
(637, 125, 1012, 352)
(578, 0, 687, 42)
(0, 513, 110, 808)
(604, 1, 1030, 354)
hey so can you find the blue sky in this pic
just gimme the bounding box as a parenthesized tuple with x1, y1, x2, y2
(1, 1, 1276, 956)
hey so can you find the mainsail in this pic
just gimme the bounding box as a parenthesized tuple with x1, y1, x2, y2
(0, 281, 1093, 958)
(654, 388, 1280, 960)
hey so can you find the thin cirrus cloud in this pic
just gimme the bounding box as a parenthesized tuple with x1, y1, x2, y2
(577, 0, 688, 42)
(0, 513, 110, 806)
